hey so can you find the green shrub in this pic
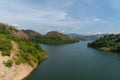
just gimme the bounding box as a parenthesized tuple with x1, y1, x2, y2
(1, 51, 11, 56)
(14, 58, 22, 65)
(3, 60, 13, 67)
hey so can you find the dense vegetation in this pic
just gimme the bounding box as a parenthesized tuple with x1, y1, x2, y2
(39, 36, 79, 44)
(23, 30, 80, 45)
(0, 23, 47, 67)
(88, 34, 120, 53)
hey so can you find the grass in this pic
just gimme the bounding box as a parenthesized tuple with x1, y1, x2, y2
(0, 28, 47, 67)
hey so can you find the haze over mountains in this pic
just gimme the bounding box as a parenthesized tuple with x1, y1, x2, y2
(68, 33, 108, 41)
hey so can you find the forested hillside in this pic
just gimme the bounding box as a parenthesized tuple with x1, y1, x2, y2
(88, 34, 120, 52)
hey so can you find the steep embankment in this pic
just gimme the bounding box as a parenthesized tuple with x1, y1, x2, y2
(88, 34, 120, 53)
(0, 23, 47, 80)
(0, 41, 33, 80)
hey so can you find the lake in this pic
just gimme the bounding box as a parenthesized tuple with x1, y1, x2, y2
(26, 41, 120, 80)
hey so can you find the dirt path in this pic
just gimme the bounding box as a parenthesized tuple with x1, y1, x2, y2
(10, 41, 19, 59)
(0, 41, 33, 80)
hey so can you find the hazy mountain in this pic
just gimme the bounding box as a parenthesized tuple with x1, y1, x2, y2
(68, 33, 107, 41)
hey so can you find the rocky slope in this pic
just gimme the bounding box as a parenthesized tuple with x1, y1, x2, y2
(0, 23, 47, 80)
(0, 41, 33, 80)
(0, 23, 29, 40)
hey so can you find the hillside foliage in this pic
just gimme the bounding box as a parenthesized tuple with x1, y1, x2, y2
(23, 30, 80, 45)
(0, 23, 47, 67)
(88, 34, 120, 53)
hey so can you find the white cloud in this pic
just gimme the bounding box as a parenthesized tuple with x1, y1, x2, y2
(87, 32, 93, 35)
(87, 32, 103, 35)
(0, 0, 118, 34)
(11, 24, 21, 27)
(93, 18, 101, 22)
(0, 0, 97, 32)
(54, 12, 67, 20)
(95, 32, 103, 34)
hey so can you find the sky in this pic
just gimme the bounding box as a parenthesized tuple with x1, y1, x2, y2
(0, 0, 120, 34)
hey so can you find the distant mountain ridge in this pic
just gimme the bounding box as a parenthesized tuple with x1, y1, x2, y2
(68, 33, 108, 40)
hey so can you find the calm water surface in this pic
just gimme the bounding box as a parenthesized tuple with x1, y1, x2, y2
(26, 41, 120, 80)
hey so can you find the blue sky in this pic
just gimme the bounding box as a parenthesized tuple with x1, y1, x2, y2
(0, 0, 120, 34)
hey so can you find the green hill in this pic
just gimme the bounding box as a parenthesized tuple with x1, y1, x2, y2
(88, 34, 120, 53)
(23, 30, 80, 45)
(0, 23, 29, 40)
(22, 30, 42, 42)
(39, 31, 79, 44)
(0, 23, 47, 67)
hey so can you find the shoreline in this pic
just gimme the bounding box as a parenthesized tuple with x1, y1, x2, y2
(23, 55, 48, 80)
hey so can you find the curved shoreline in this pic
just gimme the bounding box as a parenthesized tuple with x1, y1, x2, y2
(23, 55, 48, 80)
